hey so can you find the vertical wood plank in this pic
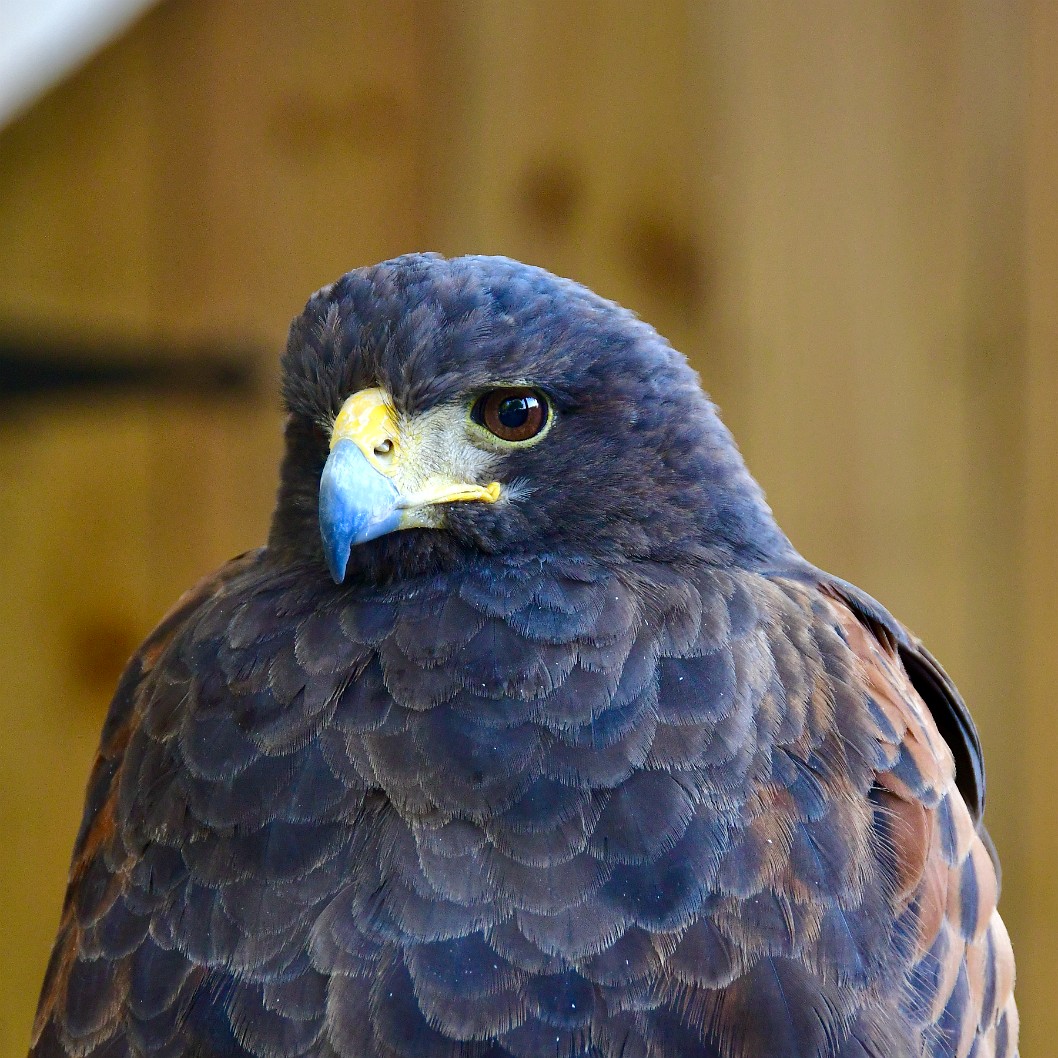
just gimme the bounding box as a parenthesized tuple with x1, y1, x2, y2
(697, 1, 976, 666)
(427, 0, 707, 358)
(1018, 1, 1058, 1049)
(0, 15, 158, 334)
(0, 20, 164, 1048)
(0, 405, 157, 1054)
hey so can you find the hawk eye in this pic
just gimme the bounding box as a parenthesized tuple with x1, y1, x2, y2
(471, 388, 549, 443)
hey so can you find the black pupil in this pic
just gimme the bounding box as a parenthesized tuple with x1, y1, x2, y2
(498, 395, 534, 428)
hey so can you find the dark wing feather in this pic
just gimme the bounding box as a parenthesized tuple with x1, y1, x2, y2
(816, 585, 1017, 1058)
(899, 643, 985, 827)
(820, 575, 985, 823)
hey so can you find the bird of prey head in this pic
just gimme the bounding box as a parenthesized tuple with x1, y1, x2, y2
(270, 253, 793, 583)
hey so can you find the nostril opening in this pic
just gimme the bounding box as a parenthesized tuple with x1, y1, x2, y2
(374, 439, 394, 457)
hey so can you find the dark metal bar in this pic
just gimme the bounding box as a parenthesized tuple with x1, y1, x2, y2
(0, 337, 261, 401)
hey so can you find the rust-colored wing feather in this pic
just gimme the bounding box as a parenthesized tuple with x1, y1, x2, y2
(817, 583, 1017, 1058)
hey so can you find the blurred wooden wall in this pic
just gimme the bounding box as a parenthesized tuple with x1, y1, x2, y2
(0, 1, 1053, 1054)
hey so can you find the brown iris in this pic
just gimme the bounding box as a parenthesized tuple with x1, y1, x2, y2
(471, 388, 549, 442)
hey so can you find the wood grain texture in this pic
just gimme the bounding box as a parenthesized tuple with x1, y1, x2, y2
(1019, 2, 1058, 1052)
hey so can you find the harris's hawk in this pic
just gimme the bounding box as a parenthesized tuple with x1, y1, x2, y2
(31, 255, 1017, 1058)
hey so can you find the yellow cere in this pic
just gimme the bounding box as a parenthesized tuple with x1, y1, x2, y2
(330, 387, 401, 475)
(330, 387, 503, 507)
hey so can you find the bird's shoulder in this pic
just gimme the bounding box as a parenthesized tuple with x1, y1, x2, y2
(31, 548, 273, 1054)
(726, 565, 1016, 1056)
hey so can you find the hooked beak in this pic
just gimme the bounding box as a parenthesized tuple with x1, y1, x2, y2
(318, 388, 501, 582)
